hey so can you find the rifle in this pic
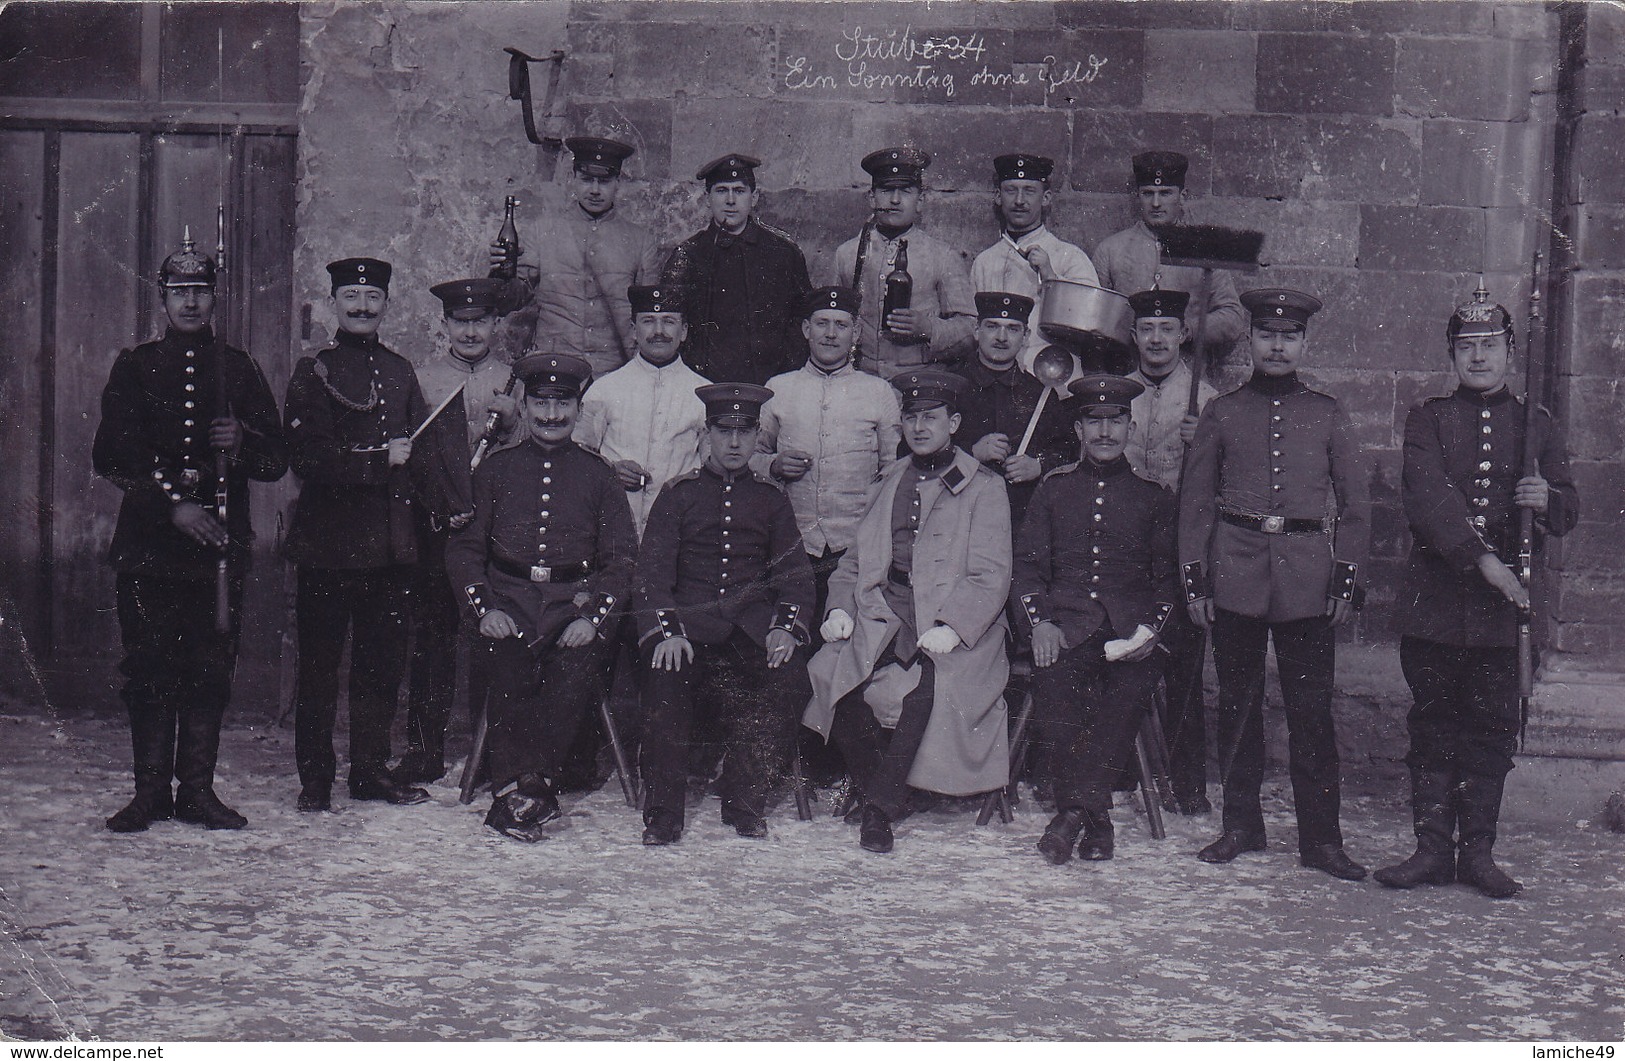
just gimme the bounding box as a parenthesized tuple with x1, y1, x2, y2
(1517, 252, 1545, 742)
(213, 29, 233, 636)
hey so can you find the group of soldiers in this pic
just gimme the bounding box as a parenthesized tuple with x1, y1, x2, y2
(95, 140, 1577, 901)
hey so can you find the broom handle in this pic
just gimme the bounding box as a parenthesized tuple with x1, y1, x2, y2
(1186, 267, 1214, 419)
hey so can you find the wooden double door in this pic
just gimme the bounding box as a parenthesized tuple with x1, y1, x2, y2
(0, 2, 300, 709)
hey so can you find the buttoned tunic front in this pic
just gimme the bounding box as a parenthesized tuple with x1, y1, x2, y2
(751, 361, 902, 555)
(283, 331, 429, 568)
(1399, 386, 1577, 648)
(94, 326, 287, 576)
(1179, 374, 1370, 622)
(635, 464, 815, 647)
(445, 438, 635, 648)
(573, 355, 711, 538)
(1012, 456, 1178, 647)
(828, 225, 976, 378)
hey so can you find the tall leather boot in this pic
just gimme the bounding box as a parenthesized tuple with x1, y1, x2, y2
(107, 702, 176, 833)
(1455, 772, 1522, 899)
(1374, 768, 1456, 888)
(175, 699, 246, 830)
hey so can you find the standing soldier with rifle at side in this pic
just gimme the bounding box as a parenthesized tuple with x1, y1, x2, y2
(1375, 282, 1577, 899)
(94, 231, 286, 832)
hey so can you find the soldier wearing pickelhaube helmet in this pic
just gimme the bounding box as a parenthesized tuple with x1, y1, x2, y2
(1374, 283, 1578, 899)
(93, 230, 287, 832)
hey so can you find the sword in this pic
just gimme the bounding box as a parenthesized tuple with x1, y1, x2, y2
(351, 382, 465, 452)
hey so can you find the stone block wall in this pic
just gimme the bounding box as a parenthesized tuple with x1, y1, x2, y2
(295, 0, 1622, 667)
(1552, 1, 1625, 662)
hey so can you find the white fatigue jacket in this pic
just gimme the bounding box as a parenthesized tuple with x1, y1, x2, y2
(828, 225, 976, 378)
(750, 361, 903, 555)
(971, 226, 1099, 372)
(574, 355, 710, 538)
(1125, 360, 1218, 492)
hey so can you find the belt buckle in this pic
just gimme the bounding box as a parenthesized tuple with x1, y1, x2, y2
(1262, 515, 1285, 534)
(529, 564, 552, 583)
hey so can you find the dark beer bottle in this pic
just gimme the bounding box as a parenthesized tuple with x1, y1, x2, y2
(882, 238, 913, 338)
(494, 195, 521, 280)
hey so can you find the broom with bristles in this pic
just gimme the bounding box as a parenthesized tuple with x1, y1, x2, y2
(1148, 222, 1266, 416)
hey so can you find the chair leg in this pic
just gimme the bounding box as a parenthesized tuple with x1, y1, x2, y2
(791, 745, 814, 821)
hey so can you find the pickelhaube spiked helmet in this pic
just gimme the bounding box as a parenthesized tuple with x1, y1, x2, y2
(1447, 277, 1514, 343)
(158, 227, 217, 288)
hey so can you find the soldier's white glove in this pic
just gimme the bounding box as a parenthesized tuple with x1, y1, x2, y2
(821, 609, 854, 642)
(918, 625, 961, 654)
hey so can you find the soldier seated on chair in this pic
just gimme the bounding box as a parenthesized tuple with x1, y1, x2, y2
(802, 369, 1014, 855)
(635, 383, 816, 845)
(444, 353, 636, 843)
(1012, 374, 1178, 864)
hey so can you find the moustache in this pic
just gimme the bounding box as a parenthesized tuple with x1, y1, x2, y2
(346, 310, 379, 319)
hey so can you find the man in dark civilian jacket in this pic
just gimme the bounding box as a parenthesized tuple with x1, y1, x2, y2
(663, 154, 811, 386)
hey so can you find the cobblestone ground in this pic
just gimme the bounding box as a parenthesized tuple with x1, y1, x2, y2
(1, 708, 1620, 1042)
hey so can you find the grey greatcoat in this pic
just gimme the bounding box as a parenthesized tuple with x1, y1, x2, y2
(803, 447, 1012, 795)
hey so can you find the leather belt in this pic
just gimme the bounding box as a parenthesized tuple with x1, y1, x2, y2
(1222, 511, 1326, 535)
(489, 556, 594, 584)
(887, 565, 912, 588)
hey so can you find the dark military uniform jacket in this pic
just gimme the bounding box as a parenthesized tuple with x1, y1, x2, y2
(636, 463, 816, 646)
(1399, 386, 1578, 648)
(93, 326, 287, 577)
(1013, 456, 1177, 647)
(445, 438, 636, 648)
(663, 218, 812, 386)
(952, 359, 1079, 528)
(1179, 373, 1370, 623)
(283, 330, 428, 568)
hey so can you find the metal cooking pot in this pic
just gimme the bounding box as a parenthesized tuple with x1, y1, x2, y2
(1038, 278, 1135, 350)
